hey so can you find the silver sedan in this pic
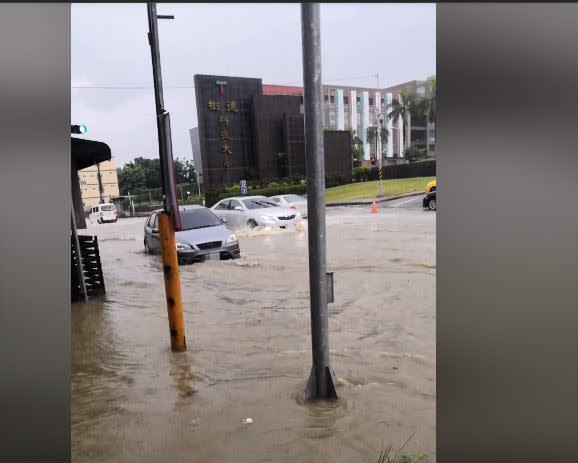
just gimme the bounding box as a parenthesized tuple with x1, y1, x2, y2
(269, 194, 308, 218)
(210, 196, 302, 229)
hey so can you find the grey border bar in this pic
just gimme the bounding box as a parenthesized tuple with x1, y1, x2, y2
(0, 4, 71, 462)
(437, 4, 577, 462)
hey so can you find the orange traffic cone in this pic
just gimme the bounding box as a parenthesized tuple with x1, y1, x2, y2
(371, 201, 379, 214)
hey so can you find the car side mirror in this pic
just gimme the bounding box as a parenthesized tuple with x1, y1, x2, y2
(221, 217, 228, 223)
(152, 228, 159, 234)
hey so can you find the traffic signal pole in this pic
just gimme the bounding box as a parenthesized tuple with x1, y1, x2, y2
(301, 3, 337, 401)
(147, 2, 186, 352)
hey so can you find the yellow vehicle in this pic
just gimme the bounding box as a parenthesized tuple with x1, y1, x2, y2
(425, 179, 436, 194)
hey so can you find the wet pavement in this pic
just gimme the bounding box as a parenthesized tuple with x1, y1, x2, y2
(72, 198, 436, 463)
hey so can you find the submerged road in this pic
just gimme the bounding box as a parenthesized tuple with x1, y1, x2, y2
(72, 202, 436, 463)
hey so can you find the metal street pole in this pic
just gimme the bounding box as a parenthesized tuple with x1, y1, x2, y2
(147, 2, 186, 352)
(301, 2, 337, 401)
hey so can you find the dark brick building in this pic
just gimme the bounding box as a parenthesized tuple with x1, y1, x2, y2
(194, 74, 352, 194)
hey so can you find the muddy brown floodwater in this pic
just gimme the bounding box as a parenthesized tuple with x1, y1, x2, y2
(72, 202, 436, 463)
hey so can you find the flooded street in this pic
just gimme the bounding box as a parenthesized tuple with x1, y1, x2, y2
(72, 199, 436, 463)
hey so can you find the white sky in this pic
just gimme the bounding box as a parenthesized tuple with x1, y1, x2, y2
(71, 3, 436, 166)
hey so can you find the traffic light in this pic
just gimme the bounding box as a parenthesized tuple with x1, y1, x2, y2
(71, 125, 88, 134)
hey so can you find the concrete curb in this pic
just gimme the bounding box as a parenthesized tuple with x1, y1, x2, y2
(325, 191, 424, 207)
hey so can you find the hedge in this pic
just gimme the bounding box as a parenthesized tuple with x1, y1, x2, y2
(353, 159, 436, 182)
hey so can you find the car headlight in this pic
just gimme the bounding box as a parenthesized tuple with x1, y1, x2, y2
(260, 215, 275, 222)
(176, 242, 189, 251)
(225, 233, 238, 244)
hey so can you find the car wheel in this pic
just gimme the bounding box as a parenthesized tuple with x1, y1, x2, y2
(247, 219, 258, 228)
(144, 239, 152, 255)
(428, 199, 436, 211)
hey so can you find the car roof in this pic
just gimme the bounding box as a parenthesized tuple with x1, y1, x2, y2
(150, 205, 207, 214)
(220, 195, 266, 201)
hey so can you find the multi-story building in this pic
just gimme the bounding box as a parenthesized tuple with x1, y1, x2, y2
(78, 157, 120, 211)
(383, 79, 436, 158)
(192, 74, 352, 195)
(263, 77, 436, 165)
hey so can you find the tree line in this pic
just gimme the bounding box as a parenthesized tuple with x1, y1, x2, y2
(117, 157, 198, 196)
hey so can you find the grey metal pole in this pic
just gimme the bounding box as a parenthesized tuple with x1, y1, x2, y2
(71, 209, 88, 303)
(301, 2, 337, 401)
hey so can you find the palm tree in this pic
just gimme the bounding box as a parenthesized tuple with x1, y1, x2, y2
(387, 88, 419, 151)
(366, 126, 389, 160)
(419, 75, 436, 124)
(366, 126, 389, 146)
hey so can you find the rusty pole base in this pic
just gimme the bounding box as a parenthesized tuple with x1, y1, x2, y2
(158, 211, 187, 352)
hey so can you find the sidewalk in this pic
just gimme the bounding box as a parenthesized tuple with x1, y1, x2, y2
(325, 190, 424, 207)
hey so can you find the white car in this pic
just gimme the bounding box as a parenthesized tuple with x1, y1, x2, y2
(210, 195, 301, 229)
(88, 203, 117, 224)
(269, 194, 308, 218)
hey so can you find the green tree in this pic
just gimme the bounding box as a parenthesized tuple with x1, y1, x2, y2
(117, 156, 199, 196)
(418, 75, 436, 124)
(351, 132, 364, 166)
(404, 146, 428, 162)
(387, 88, 420, 150)
(366, 126, 389, 146)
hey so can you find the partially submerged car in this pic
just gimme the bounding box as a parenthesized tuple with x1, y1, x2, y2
(268, 194, 308, 218)
(210, 196, 301, 229)
(144, 205, 240, 264)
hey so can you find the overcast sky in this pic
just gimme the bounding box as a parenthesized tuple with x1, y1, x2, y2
(71, 3, 435, 167)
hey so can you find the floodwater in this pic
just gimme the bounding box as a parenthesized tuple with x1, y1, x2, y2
(72, 198, 436, 463)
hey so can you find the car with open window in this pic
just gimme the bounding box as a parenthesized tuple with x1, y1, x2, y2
(144, 205, 240, 264)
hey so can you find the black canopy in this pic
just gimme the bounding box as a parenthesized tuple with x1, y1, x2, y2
(71, 137, 111, 170)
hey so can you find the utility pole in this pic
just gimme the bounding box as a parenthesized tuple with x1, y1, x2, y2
(301, 3, 337, 401)
(147, 2, 186, 352)
(95, 162, 104, 203)
(128, 192, 135, 216)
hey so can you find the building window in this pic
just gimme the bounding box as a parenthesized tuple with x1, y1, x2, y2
(324, 95, 329, 102)
(429, 144, 435, 152)
(369, 97, 374, 106)
(330, 95, 335, 103)
(299, 96, 304, 104)
(356, 96, 360, 104)
(344, 96, 349, 104)
(381, 98, 385, 106)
